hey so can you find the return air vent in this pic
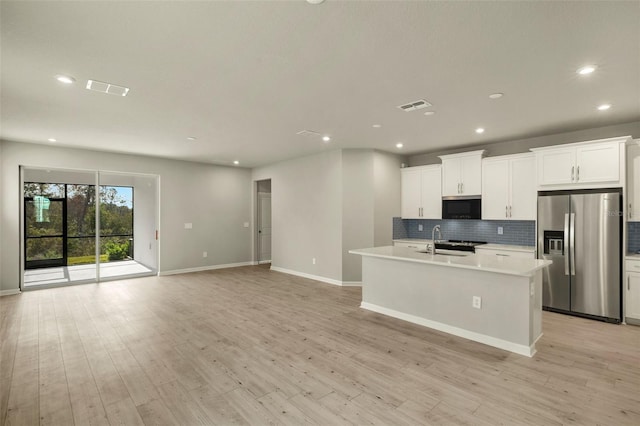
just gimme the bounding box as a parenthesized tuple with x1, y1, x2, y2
(86, 79, 130, 97)
(398, 99, 432, 112)
(296, 130, 322, 137)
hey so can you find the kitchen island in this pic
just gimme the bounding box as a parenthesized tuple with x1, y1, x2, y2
(349, 246, 552, 357)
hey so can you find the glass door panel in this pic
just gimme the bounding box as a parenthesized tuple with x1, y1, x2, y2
(25, 197, 66, 268)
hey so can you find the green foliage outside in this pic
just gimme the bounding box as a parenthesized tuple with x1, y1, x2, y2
(25, 183, 134, 266)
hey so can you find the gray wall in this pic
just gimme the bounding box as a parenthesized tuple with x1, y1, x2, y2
(409, 120, 640, 166)
(0, 140, 253, 292)
(373, 151, 402, 246)
(252, 150, 344, 281)
(252, 148, 402, 283)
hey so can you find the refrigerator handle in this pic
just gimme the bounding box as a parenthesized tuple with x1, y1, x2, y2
(564, 213, 570, 275)
(570, 213, 576, 276)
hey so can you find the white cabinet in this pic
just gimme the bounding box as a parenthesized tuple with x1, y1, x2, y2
(439, 150, 484, 196)
(625, 259, 640, 323)
(482, 154, 536, 220)
(401, 165, 441, 219)
(532, 137, 628, 189)
(627, 141, 640, 221)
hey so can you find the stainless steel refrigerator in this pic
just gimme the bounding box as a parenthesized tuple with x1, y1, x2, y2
(537, 190, 622, 322)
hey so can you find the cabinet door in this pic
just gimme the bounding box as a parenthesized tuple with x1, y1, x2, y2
(481, 160, 509, 220)
(421, 166, 442, 219)
(626, 272, 640, 320)
(441, 159, 462, 196)
(537, 148, 575, 186)
(510, 155, 537, 220)
(401, 169, 422, 218)
(576, 142, 620, 184)
(627, 144, 640, 220)
(460, 155, 482, 195)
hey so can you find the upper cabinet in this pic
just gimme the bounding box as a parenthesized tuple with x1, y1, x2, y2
(439, 150, 485, 196)
(401, 165, 442, 219)
(531, 137, 629, 190)
(628, 140, 640, 221)
(482, 153, 536, 220)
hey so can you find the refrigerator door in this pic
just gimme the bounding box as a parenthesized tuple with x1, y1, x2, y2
(570, 192, 621, 320)
(538, 194, 571, 311)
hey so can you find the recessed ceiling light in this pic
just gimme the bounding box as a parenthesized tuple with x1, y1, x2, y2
(55, 75, 75, 84)
(233, 160, 239, 165)
(489, 93, 504, 99)
(187, 136, 197, 141)
(322, 136, 331, 142)
(597, 103, 611, 111)
(47, 138, 57, 142)
(424, 111, 435, 116)
(372, 124, 382, 128)
(577, 65, 596, 75)
(396, 143, 404, 149)
(306, 0, 326, 4)
(475, 128, 485, 134)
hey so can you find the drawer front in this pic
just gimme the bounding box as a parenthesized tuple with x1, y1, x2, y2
(626, 260, 640, 272)
(394, 242, 428, 251)
(476, 248, 535, 259)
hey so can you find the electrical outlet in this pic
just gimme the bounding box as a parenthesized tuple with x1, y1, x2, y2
(184, 223, 193, 229)
(497, 226, 503, 235)
(243, 222, 249, 228)
(418, 224, 423, 231)
(312, 258, 316, 265)
(472, 296, 482, 309)
(203, 251, 207, 258)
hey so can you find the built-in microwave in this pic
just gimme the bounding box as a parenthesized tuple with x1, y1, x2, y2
(442, 197, 481, 220)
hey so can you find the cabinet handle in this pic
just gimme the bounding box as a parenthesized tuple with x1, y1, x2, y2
(577, 166, 580, 181)
(630, 203, 633, 219)
(509, 205, 512, 217)
(461, 182, 464, 193)
(496, 254, 510, 257)
(629, 276, 631, 291)
(505, 206, 508, 218)
(571, 166, 575, 182)
(457, 183, 460, 193)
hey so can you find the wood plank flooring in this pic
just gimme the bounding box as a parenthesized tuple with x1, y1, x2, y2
(1, 264, 639, 425)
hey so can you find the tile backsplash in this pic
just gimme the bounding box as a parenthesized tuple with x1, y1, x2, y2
(393, 217, 536, 246)
(629, 222, 640, 254)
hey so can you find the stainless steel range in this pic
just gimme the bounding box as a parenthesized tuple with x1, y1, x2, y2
(434, 239, 487, 253)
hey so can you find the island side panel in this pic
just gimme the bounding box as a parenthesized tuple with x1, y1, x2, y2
(360, 256, 538, 356)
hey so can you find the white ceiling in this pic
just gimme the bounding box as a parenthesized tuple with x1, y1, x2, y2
(1, 1, 639, 168)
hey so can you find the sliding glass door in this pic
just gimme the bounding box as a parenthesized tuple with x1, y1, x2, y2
(24, 184, 67, 269)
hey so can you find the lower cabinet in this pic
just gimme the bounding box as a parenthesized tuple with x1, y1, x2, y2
(626, 259, 640, 323)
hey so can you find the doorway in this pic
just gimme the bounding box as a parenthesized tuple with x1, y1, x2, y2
(20, 167, 159, 289)
(256, 179, 271, 264)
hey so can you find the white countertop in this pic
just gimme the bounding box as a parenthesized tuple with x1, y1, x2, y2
(476, 244, 536, 253)
(349, 246, 552, 277)
(393, 238, 433, 244)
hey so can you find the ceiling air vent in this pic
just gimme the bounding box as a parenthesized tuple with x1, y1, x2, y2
(296, 130, 322, 137)
(397, 99, 432, 112)
(86, 79, 130, 97)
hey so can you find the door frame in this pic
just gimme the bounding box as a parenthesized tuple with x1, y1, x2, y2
(257, 191, 272, 264)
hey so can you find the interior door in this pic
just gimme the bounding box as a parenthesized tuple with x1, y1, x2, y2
(258, 192, 272, 263)
(25, 197, 67, 269)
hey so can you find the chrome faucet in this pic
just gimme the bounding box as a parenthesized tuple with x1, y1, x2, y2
(431, 225, 442, 253)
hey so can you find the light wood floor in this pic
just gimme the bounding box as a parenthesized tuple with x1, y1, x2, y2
(1, 265, 639, 425)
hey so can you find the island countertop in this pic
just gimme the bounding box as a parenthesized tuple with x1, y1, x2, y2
(349, 246, 551, 277)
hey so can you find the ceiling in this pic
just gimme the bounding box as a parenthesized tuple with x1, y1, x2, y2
(1, 1, 639, 168)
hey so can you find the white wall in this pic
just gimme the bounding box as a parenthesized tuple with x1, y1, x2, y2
(0, 141, 3, 291)
(253, 150, 344, 281)
(133, 175, 158, 270)
(253, 148, 402, 284)
(0, 141, 253, 292)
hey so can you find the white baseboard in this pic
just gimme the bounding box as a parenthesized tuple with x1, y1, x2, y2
(360, 301, 536, 357)
(270, 266, 362, 287)
(0, 289, 21, 297)
(159, 261, 254, 276)
(258, 260, 272, 264)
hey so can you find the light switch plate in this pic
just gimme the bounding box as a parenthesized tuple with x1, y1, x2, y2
(243, 222, 249, 228)
(497, 226, 503, 235)
(184, 223, 193, 229)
